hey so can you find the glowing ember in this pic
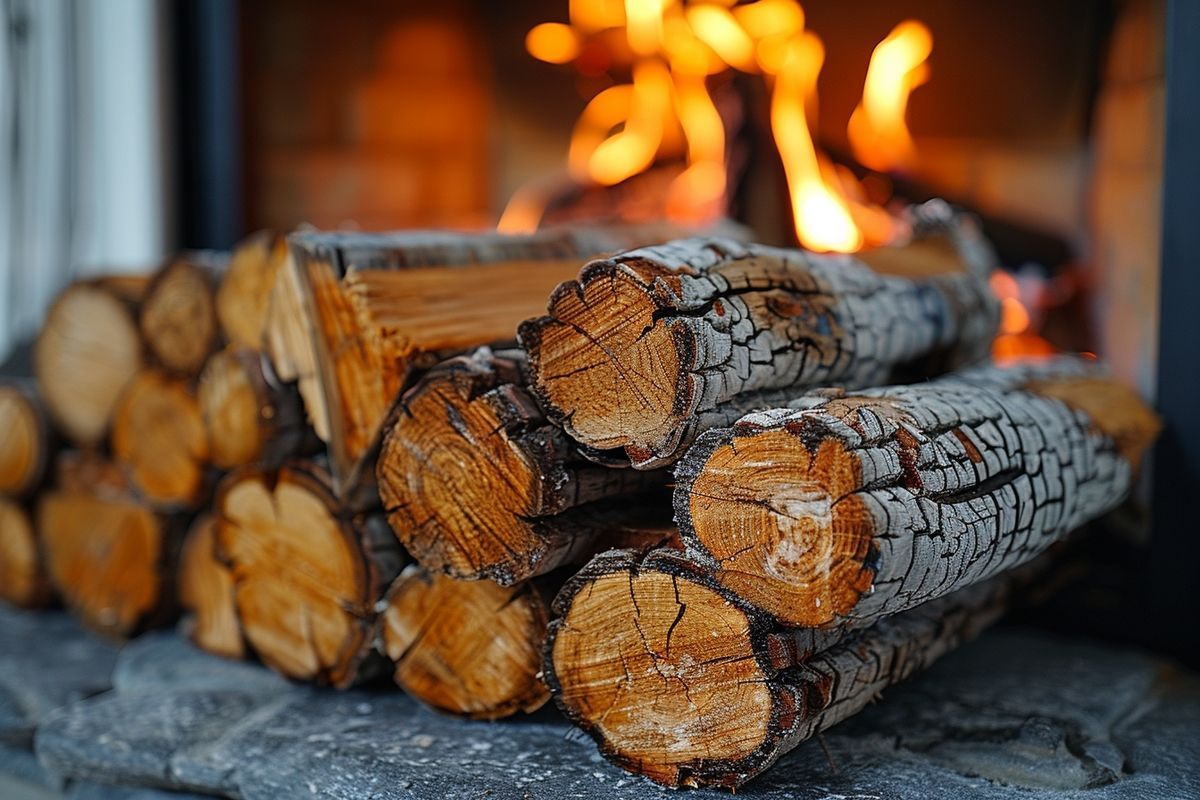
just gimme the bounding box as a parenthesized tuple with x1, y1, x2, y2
(989, 270, 1058, 360)
(506, 0, 933, 252)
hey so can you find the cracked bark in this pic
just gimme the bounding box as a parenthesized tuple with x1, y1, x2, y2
(290, 222, 735, 499)
(34, 275, 149, 447)
(545, 546, 1036, 789)
(139, 254, 224, 377)
(198, 345, 318, 471)
(377, 564, 554, 720)
(376, 346, 673, 584)
(214, 461, 405, 687)
(519, 201, 1000, 469)
(673, 357, 1160, 628)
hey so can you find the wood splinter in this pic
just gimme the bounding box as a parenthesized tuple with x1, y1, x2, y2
(673, 357, 1160, 628)
(215, 462, 404, 687)
(376, 347, 668, 584)
(379, 565, 552, 719)
(519, 201, 1000, 469)
(546, 547, 1027, 789)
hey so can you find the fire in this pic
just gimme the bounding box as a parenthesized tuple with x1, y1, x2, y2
(989, 270, 1057, 360)
(504, 0, 933, 254)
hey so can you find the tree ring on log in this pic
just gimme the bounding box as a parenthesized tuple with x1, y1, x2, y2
(0, 498, 50, 608)
(520, 260, 686, 453)
(198, 348, 266, 469)
(380, 567, 550, 719)
(0, 385, 47, 496)
(178, 514, 244, 659)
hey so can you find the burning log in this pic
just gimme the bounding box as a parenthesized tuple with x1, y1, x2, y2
(34, 276, 148, 447)
(214, 462, 404, 687)
(378, 566, 552, 719)
(0, 497, 52, 608)
(139, 256, 223, 376)
(519, 203, 1000, 469)
(673, 358, 1160, 628)
(216, 231, 287, 350)
(376, 347, 670, 584)
(546, 547, 1025, 789)
(37, 454, 182, 638)
(198, 346, 314, 470)
(178, 513, 243, 660)
(290, 221, 738, 498)
(0, 380, 53, 497)
(111, 370, 210, 511)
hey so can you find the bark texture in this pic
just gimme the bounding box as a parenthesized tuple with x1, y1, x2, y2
(139, 255, 223, 376)
(111, 370, 210, 511)
(216, 231, 287, 349)
(377, 346, 670, 584)
(178, 513, 244, 659)
(34, 276, 148, 447)
(198, 345, 315, 470)
(214, 462, 404, 687)
(378, 565, 552, 719)
(546, 546, 1027, 789)
(520, 201, 1000, 469)
(0, 380, 53, 497)
(291, 221, 731, 498)
(674, 357, 1160, 628)
(0, 497, 52, 608)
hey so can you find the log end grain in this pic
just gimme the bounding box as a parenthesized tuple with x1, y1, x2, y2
(178, 514, 244, 660)
(380, 566, 550, 720)
(38, 489, 170, 637)
(215, 464, 395, 687)
(198, 348, 266, 469)
(0, 383, 49, 496)
(111, 371, 209, 510)
(546, 549, 780, 789)
(0, 498, 52, 608)
(34, 281, 144, 446)
(217, 231, 286, 349)
(140, 258, 219, 375)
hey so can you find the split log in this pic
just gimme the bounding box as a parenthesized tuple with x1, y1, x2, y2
(198, 346, 314, 470)
(0, 497, 52, 608)
(34, 275, 148, 447)
(673, 357, 1160, 628)
(37, 457, 182, 637)
(519, 202, 1000, 469)
(0, 380, 53, 497)
(214, 462, 404, 687)
(111, 370, 210, 510)
(546, 547, 1024, 789)
(291, 221, 736, 497)
(376, 347, 670, 584)
(262, 247, 331, 442)
(378, 565, 551, 719)
(139, 255, 222, 376)
(216, 231, 287, 349)
(178, 513, 244, 660)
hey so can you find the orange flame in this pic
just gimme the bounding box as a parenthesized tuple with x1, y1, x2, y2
(505, 0, 931, 252)
(989, 270, 1057, 360)
(848, 20, 932, 172)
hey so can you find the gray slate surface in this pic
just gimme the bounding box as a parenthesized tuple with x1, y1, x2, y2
(3, 605, 1198, 799)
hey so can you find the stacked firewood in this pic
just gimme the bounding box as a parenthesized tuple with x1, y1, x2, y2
(0, 202, 1160, 790)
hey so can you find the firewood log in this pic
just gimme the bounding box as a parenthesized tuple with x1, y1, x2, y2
(519, 202, 1000, 469)
(376, 347, 670, 584)
(34, 275, 148, 447)
(214, 462, 404, 687)
(290, 221, 737, 498)
(198, 346, 315, 470)
(262, 247, 330, 442)
(178, 513, 243, 660)
(673, 357, 1160, 628)
(378, 565, 552, 719)
(37, 454, 183, 638)
(111, 370, 210, 510)
(0, 380, 53, 497)
(216, 231, 287, 349)
(0, 497, 52, 608)
(139, 255, 222, 376)
(546, 547, 1026, 789)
